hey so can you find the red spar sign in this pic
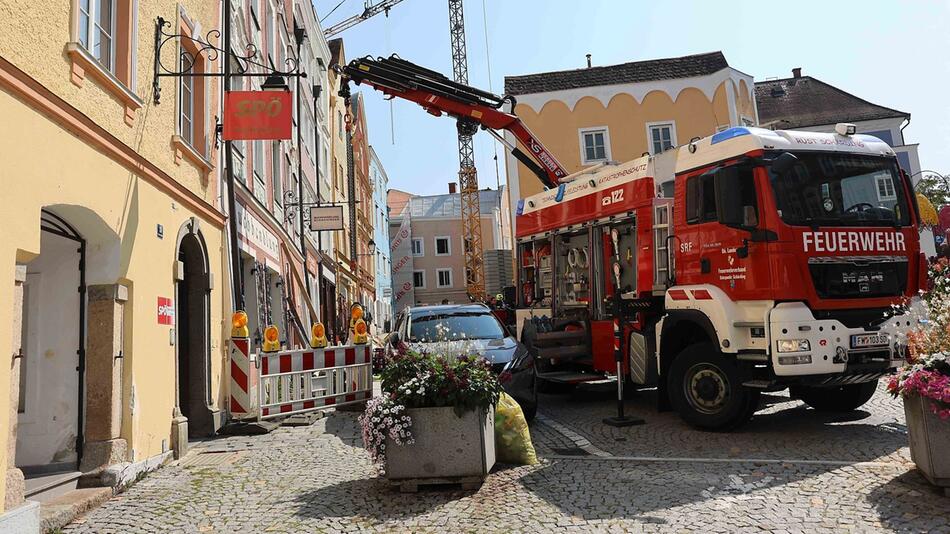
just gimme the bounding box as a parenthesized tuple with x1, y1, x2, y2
(158, 297, 175, 325)
(222, 91, 292, 140)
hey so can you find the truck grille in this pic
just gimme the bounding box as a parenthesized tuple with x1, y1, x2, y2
(808, 256, 907, 299)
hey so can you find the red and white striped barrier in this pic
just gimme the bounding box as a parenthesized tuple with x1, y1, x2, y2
(228, 340, 373, 421)
(229, 337, 259, 420)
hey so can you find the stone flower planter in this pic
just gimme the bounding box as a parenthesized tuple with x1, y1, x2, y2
(386, 406, 495, 488)
(904, 394, 950, 490)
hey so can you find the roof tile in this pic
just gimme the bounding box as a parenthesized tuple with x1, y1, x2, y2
(504, 52, 729, 96)
(754, 76, 907, 129)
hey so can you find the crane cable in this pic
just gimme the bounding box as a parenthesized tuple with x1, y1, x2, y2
(481, 0, 501, 190)
(386, 5, 395, 144)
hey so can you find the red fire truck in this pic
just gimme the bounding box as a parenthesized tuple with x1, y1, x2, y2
(339, 56, 924, 430)
(514, 126, 925, 429)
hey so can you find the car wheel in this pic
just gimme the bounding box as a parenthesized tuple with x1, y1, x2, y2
(668, 343, 759, 431)
(791, 381, 878, 412)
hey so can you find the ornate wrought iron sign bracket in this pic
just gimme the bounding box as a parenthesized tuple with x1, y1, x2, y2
(152, 16, 306, 105)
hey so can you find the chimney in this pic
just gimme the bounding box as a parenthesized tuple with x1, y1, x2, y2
(586, 54, 592, 68)
(449, 182, 457, 194)
(792, 67, 802, 78)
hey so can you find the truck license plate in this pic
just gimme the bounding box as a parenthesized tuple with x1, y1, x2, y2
(851, 333, 889, 349)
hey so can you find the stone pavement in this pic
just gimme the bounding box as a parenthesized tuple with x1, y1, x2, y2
(64, 382, 950, 533)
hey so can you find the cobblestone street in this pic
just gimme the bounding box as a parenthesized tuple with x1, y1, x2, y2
(65, 382, 950, 533)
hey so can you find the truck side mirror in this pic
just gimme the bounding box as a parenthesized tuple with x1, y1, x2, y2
(771, 151, 799, 176)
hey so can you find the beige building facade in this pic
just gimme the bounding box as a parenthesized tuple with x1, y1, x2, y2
(0, 0, 228, 527)
(503, 52, 757, 232)
(388, 187, 512, 307)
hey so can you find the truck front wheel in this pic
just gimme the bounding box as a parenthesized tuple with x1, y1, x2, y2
(791, 381, 878, 412)
(668, 343, 760, 431)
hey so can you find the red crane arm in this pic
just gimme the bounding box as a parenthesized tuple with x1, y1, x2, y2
(338, 55, 568, 189)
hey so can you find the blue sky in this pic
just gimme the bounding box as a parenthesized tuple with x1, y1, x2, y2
(315, 0, 950, 196)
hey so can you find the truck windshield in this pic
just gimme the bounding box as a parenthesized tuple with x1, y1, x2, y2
(768, 153, 911, 227)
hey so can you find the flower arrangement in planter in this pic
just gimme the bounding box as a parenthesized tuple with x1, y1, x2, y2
(887, 257, 950, 489)
(888, 257, 950, 417)
(359, 350, 503, 478)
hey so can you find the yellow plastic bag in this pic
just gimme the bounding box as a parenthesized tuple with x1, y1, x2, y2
(494, 393, 539, 465)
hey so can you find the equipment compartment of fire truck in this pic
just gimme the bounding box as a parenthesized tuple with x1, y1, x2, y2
(339, 55, 925, 431)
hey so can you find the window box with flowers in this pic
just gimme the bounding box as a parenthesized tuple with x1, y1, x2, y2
(888, 257, 950, 492)
(359, 350, 501, 488)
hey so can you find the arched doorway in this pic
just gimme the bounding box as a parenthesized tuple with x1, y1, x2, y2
(16, 210, 85, 478)
(175, 221, 214, 438)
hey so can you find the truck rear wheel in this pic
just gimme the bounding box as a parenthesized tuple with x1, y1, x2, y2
(668, 343, 759, 431)
(791, 381, 878, 412)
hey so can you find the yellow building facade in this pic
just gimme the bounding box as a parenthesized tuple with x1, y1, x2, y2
(0, 0, 228, 525)
(503, 52, 757, 229)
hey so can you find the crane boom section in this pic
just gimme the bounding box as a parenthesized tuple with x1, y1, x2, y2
(323, 0, 405, 38)
(339, 55, 568, 189)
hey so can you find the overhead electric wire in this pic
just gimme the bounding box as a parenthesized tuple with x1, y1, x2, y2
(320, 0, 348, 23)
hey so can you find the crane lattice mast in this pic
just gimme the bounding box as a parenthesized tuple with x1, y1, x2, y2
(448, 0, 485, 301)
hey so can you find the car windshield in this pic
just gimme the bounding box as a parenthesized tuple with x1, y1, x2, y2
(768, 153, 911, 227)
(409, 311, 505, 342)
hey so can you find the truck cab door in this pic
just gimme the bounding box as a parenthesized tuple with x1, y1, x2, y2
(677, 163, 771, 299)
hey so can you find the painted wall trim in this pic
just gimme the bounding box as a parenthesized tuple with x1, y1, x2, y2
(513, 67, 755, 113)
(0, 57, 225, 228)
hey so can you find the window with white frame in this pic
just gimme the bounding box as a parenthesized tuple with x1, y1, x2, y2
(435, 236, 451, 256)
(78, 0, 116, 71)
(249, 0, 260, 30)
(179, 52, 194, 146)
(232, 142, 246, 184)
(437, 268, 452, 288)
(647, 122, 676, 154)
(411, 238, 424, 257)
(271, 142, 282, 213)
(579, 127, 609, 164)
(876, 174, 897, 201)
(266, 1, 276, 66)
(413, 270, 425, 288)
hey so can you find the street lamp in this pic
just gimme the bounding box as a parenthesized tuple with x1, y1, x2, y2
(357, 239, 376, 257)
(261, 75, 289, 91)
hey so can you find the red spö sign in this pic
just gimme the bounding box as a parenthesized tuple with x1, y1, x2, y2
(158, 297, 175, 325)
(222, 91, 292, 140)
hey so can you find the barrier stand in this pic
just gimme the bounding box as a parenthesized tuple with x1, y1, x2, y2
(226, 318, 374, 431)
(603, 292, 645, 428)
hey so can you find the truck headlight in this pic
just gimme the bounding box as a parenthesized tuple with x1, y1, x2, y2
(776, 339, 810, 353)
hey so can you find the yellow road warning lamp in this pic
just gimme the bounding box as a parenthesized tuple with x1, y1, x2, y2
(349, 303, 368, 345)
(350, 303, 364, 324)
(262, 324, 280, 352)
(353, 318, 368, 345)
(231, 310, 249, 338)
(310, 322, 328, 349)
